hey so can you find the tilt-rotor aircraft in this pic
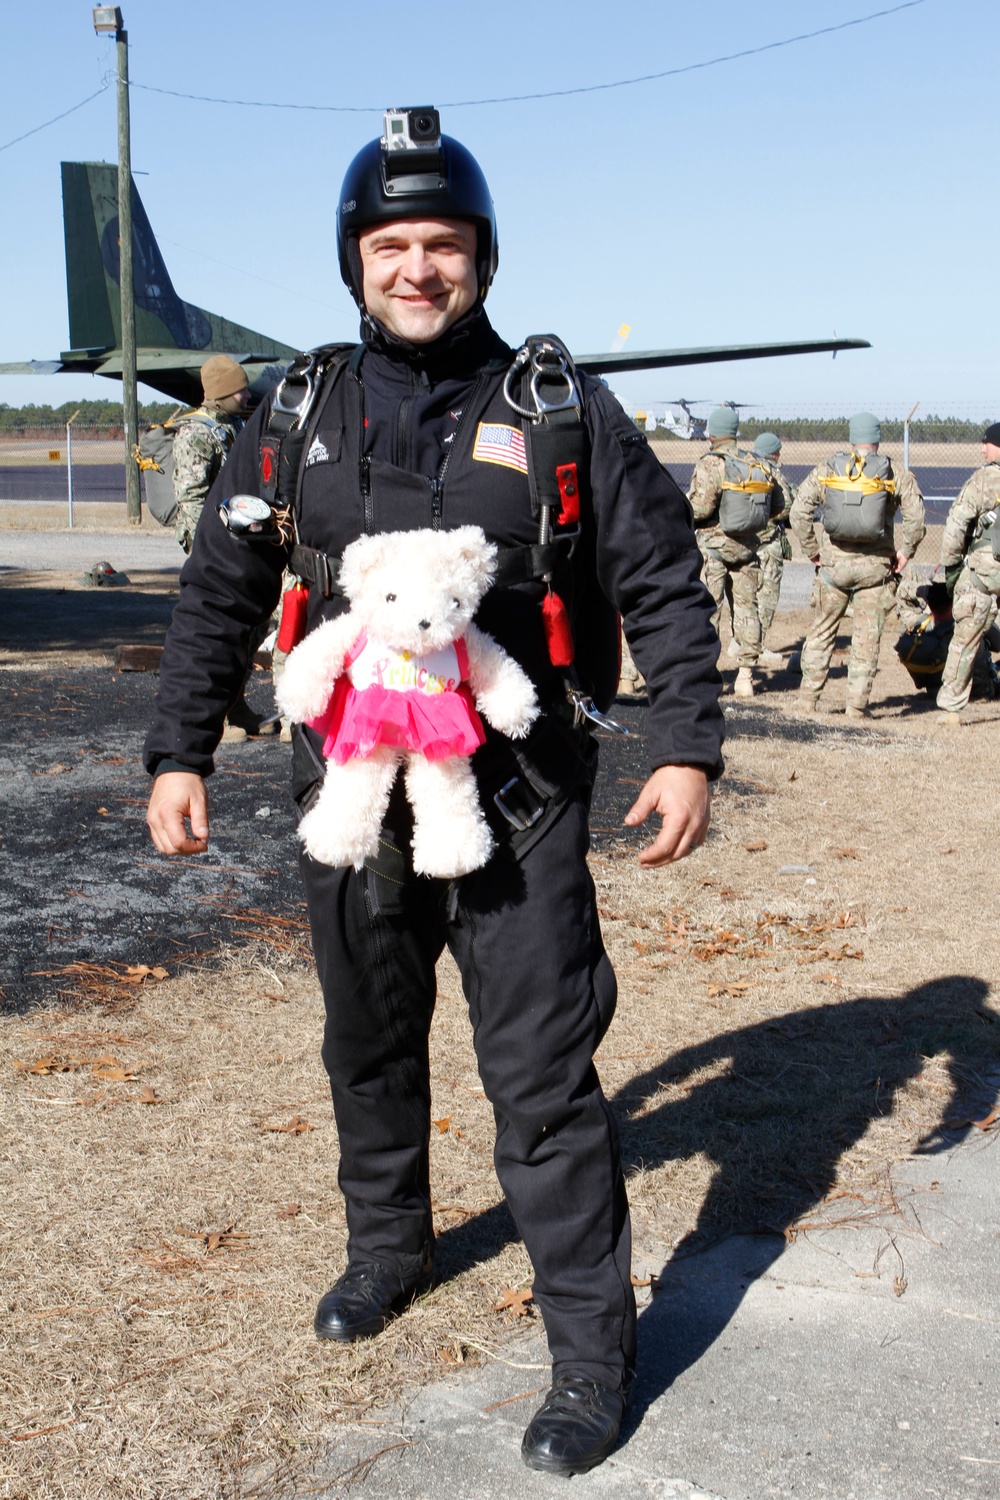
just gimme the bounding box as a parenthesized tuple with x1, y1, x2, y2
(0, 162, 869, 407)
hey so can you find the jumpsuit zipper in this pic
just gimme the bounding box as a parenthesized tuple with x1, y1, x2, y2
(354, 371, 374, 535)
(428, 374, 487, 531)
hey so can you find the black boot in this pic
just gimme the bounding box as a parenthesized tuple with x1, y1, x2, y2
(314, 1259, 433, 1342)
(521, 1374, 629, 1476)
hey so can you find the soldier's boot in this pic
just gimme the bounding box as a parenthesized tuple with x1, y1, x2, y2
(795, 692, 820, 715)
(938, 711, 963, 728)
(844, 706, 869, 721)
(734, 667, 755, 699)
(222, 695, 279, 742)
(759, 648, 784, 666)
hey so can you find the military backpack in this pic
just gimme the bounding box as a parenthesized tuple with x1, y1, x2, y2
(819, 450, 896, 543)
(133, 410, 235, 526)
(717, 449, 774, 536)
(969, 468, 1000, 561)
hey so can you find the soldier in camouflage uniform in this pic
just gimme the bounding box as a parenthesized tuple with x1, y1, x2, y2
(936, 423, 1000, 723)
(688, 407, 787, 698)
(895, 577, 999, 700)
(172, 355, 251, 553)
(752, 431, 795, 656)
(789, 412, 924, 719)
(173, 355, 276, 742)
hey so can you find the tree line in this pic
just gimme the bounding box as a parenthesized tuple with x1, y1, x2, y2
(708, 416, 990, 444)
(0, 400, 991, 444)
(0, 399, 179, 432)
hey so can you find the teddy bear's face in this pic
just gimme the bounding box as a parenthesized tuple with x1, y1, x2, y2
(341, 526, 497, 656)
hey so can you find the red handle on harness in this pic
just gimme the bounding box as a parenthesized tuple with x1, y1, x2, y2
(276, 582, 309, 654)
(555, 462, 580, 527)
(542, 589, 575, 667)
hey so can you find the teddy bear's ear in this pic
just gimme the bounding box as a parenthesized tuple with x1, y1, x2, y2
(340, 531, 393, 595)
(448, 526, 496, 584)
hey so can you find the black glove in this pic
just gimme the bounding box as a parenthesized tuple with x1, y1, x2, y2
(945, 563, 963, 599)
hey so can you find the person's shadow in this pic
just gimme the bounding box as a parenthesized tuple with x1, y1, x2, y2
(611, 974, 997, 1426)
(433, 975, 998, 1429)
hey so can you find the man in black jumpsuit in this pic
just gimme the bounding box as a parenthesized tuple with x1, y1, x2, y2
(145, 114, 724, 1477)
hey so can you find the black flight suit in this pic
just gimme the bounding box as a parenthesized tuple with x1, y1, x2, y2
(145, 310, 724, 1392)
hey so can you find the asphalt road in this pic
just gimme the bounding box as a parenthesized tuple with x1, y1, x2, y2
(0, 463, 961, 513)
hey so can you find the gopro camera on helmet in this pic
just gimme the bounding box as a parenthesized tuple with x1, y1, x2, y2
(380, 106, 446, 196)
(337, 109, 499, 302)
(382, 107, 441, 153)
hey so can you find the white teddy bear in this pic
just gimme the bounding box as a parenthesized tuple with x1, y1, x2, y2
(276, 525, 539, 878)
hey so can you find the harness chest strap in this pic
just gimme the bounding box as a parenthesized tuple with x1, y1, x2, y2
(289, 537, 576, 599)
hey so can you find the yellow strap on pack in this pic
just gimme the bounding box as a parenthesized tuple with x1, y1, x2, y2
(820, 450, 896, 497)
(131, 441, 162, 473)
(900, 615, 936, 672)
(721, 479, 772, 493)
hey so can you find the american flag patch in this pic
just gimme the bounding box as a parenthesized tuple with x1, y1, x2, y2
(472, 421, 528, 474)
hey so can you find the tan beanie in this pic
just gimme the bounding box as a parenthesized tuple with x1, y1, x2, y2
(200, 354, 249, 402)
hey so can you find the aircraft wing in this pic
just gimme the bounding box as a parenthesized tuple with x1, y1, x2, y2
(0, 360, 77, 376)
(573, 337, 870, 374)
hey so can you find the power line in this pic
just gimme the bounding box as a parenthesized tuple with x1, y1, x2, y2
(0, 85, 109, 154)
(160, 235, 343, 312)
(128, 1, 926, 114)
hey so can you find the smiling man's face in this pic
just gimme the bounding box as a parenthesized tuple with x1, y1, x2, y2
(358, 218, 479, 343)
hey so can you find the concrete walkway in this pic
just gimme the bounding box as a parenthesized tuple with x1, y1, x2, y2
(0, 529, 181, 573)
(306, 1124, 998, 1498)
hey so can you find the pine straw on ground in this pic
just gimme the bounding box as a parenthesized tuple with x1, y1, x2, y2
(4, 610, 1000, 1499)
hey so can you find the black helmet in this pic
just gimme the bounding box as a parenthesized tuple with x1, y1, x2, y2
(337, 113, 498, 307)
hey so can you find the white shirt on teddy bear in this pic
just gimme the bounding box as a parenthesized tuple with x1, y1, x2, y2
(347, 635, 463, 697)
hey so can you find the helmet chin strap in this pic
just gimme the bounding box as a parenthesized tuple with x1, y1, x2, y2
(359, 299, 488, 365)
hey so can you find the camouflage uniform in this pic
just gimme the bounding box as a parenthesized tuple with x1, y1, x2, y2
(688, 440, 786, 668)
(789, 455, 924, 711)
(172, 406, 243, 553)
(936, 463, 1000, 712)
(755, 466, 795, 639)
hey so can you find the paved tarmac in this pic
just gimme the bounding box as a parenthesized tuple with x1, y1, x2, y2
(1, 530, 828, 609)
(302, 1123, 999, 1499)
(0, 528, 181, 572)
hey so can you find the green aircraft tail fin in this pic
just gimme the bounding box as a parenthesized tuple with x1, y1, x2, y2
(60, 161, 295, 360)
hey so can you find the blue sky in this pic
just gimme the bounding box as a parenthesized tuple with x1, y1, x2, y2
(0, 0, 994, 415)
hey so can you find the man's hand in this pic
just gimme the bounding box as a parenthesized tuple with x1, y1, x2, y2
(624, 765, 711, 868)
(147, 771, 210, 856)
(894, 549, 909, 574)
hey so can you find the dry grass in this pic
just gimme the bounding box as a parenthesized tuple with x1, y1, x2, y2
(4, 610, 1000, 1498)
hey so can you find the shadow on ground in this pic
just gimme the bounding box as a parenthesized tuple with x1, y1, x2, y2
(0, 574, 177, 657)
(615, 974, 999, 1427)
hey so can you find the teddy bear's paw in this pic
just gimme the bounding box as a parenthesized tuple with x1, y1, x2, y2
(411, 817, 494, 879)
(478, 687, 539, 739)
(275, 669, 331, 725)
(298, 808, 374, 870)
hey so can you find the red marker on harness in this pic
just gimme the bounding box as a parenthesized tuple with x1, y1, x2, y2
(276, 581, 309, 654)
(541, 589, 574, 667)
(555, 462, 580, 527)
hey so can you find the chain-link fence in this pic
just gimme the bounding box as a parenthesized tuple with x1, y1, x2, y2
(0, 405, 989, 539)
(0, 425, 155, 532)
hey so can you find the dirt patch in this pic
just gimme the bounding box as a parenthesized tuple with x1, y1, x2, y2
(0, 569, 178, 668)
(3, 598, 1000, 1497)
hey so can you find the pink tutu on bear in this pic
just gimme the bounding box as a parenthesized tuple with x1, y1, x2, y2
(308, 631, 486, 764)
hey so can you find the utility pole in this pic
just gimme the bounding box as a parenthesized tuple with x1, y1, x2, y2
(903, 401, 920, 472)
(93, 6, 141, 524)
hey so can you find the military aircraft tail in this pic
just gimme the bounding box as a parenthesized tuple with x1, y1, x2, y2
(62, 161, 295, 364)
